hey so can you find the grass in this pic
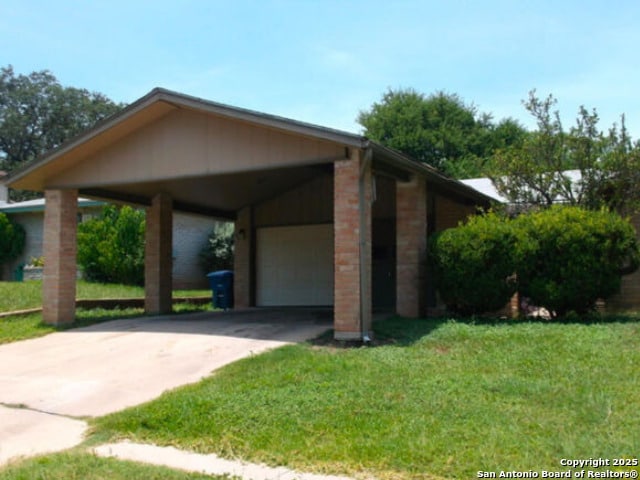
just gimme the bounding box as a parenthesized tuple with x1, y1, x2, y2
(90, 316, 640, 479)
(0, 280, 212, 345)
(0, 280, 210, 312)
(0, 451, 230, 480)
(0, 303, 212, 345)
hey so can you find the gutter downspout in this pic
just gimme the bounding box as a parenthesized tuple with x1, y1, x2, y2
(359, 147, 373, 342)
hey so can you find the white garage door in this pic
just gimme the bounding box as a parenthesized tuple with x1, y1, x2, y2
(257, 224, 333, 306)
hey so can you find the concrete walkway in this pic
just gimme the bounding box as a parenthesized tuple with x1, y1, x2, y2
(93, 442, 354, 480)
(0, 405, 86, 465)
(0, 308, 332, 473)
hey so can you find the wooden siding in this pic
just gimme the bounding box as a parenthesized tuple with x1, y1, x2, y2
(47, 109, 345, 189)
(254, 174, 333, 227)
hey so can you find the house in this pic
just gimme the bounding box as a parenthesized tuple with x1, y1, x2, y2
(5, 88, 493, 339)
(0, 183, 218, 288)
(461, 176, 640, 312)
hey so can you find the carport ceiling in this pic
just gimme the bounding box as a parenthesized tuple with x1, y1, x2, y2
(81, 163, 331, 220)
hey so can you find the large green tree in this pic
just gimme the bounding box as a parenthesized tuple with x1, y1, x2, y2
(489, 90, 640, 215)
(0, 212, 25, 268)
(357, 88, 526, 177)
(0, 65, 123, 200)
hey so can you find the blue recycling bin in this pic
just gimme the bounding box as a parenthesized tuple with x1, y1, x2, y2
(206, 270, 234, 310)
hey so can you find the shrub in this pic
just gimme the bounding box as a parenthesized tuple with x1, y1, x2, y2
(199, 222, 234, 273)
(77, 205, 145, 285)
(513, 205, 640, 316)
(0, 212, 25, 266)
(428, 211, 519, 315)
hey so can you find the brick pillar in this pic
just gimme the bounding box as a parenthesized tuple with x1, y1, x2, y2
(396, 176, 427, 318)
(145, 192, 173, 314)
(334, 150, 372, 340)
(43, 189, 78, 325)
(234, 206, 253, 308)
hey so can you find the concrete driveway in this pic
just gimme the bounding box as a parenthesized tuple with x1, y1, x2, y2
(0, 308, 331, 465)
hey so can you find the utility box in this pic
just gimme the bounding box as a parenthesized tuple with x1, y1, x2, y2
(13, 264, 25, 282)
(206, 270, 234, 310)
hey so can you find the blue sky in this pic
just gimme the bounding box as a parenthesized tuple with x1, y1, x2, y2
(2, 0, 640, 137)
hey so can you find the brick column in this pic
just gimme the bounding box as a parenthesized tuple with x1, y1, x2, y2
(334, 150, 372, 340)
(145, 192, 173, 314)
(233, 206, 253, 308)
(396, 177, 427, 318)
(43, 189, 78, 325)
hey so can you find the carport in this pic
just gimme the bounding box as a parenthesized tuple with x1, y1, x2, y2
(6, 88, 491, 339)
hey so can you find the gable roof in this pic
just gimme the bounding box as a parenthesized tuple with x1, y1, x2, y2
(5, 88, 494, 207)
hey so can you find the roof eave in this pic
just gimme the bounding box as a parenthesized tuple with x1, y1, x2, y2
(367, 141, 497, 205)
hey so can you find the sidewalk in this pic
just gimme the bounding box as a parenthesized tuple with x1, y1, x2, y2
(93, 442, 355, 480)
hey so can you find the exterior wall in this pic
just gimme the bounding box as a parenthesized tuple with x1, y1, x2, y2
(172, 213, 218, 289)
(48, 109, 345, 189)
(254, 174, 333, 227)
(0, 205, 215, 288)
(427, 191, 483, 315)
(371, 176, 396, 310)
(433, 193, 477, 232)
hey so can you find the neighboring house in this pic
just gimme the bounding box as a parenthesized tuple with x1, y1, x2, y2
(461, 176, 640, 312)
(0, 183, 218, 288)
(5, 88, 494, 339)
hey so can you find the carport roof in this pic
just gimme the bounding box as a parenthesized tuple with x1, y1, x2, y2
(6, 88, 495, 211)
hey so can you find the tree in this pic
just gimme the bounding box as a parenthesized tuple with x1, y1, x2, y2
(0, 65, 123, 200)
(357, 88, 526, 177)
(0, 212, 25, 267)
(77, 205, 145, 285)
(199, 223, 234, 273)
(489, 91, 640, 215)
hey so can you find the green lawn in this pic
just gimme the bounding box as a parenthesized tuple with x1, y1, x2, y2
(0, 451, 229, 480)
(0, 280, 212, 344)
(91, 316, 640, 479)
(0, 280, 209, 312)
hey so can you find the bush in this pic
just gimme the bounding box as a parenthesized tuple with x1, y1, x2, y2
(514, 206, 640, 316)
(428, 211, 519, 315)
(0, 212, 25, 266)
(199, 222, 234, 273)
(77, 205, 145, 285)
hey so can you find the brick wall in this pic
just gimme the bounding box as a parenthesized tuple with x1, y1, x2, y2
(42, 189, 77, 325)
(396, 177, 427, 317)
(333, 151, 372, 339)
(144, 193, 173, 314)
(171, 213, 218, 289)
